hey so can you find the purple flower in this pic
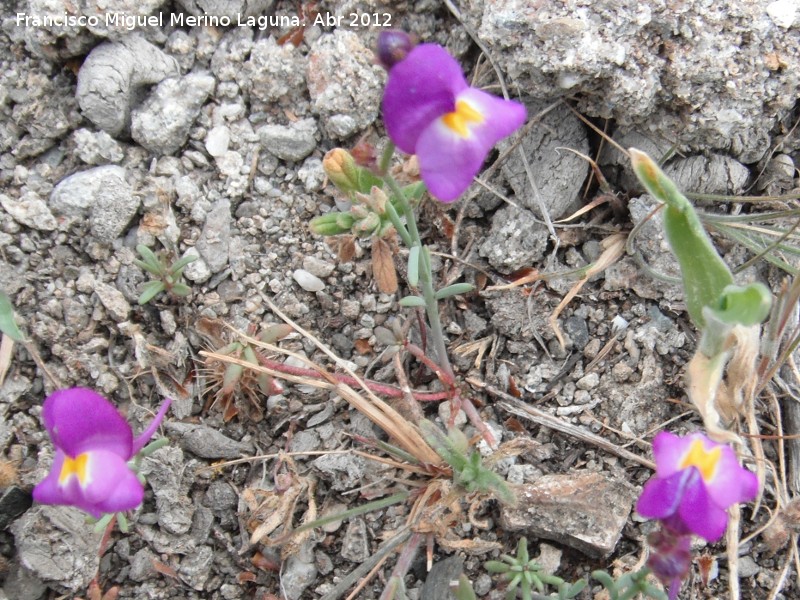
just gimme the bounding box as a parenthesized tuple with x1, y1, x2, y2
(381, 43, 526, 202)
(33, 388, 170, 518)
(637, 431, 758, 542)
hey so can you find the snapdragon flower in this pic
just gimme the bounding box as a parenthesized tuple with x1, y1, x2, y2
(33, 388, 170, 518)
(637, 431, 758, 542)
(381, 42, 526, 202)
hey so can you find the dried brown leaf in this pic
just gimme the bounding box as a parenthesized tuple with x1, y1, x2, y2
(372, 238, 398, 294)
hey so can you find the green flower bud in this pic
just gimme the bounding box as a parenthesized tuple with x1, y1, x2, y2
(323, 148, 360, 193)
(309, 212, 354, 236)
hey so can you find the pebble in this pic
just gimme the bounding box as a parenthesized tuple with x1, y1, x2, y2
(140, 447, 195, 536)
(258, 118, 317, 162)
(131, 72, 216, 155)
(302, 255, 335, 278)
(0, 192, 57, 231)
(767, 0, 799, 28)
(196, 198, 232, 273)
(576, 372, 600, 391)
(72, 128, 124, 165)
(281, 542, 318, 600)
(340, 518, 370, 563)
(50, 165, 140, 242)
(94, 280, 131, 322)
(205, 125, 231, 157)
(179, 546, 214, 590)
(293, 269, 325, 292)
(165, 422, 254, 459)
(182, 248, 212, 283)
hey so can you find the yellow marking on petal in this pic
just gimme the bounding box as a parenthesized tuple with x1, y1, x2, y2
(441, 99, 484, 138)
(59, 453, 90, 486)
(679, 439, 721, 482)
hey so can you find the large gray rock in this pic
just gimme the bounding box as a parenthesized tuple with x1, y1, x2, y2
(77, 35, 179, 137)
(500, 471, 636, 557)
(11, 506, 102, 592)
(466, 0, 800, 162)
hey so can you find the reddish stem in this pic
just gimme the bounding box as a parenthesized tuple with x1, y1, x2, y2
(254, 355, 449, 402)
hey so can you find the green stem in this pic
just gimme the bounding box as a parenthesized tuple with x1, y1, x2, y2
(384, 171, 455, 378)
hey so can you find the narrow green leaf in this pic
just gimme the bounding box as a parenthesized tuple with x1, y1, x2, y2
(133, 258, 164, 276)
(485, 561, 512, 574)
(0, 292, 24, 341)
(170, 254, 198, 274)
(138, 281, 165, 305)
(309, 212, 354, 236)
(170, 282, 192, 297)
(136, 245, 163, 272)
(435, 283, 474, 300)
(407, 245, 420, 287)
(398, 295, 426, 308)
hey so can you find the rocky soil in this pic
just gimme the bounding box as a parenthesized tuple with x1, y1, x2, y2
(1, 1, 799, 599)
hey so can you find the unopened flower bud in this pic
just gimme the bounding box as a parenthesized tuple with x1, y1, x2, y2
(323, 148, 360, 193)
(309, 212, 354, 236)
(365, 186, 388, 215)
(376, 30, 415, 69)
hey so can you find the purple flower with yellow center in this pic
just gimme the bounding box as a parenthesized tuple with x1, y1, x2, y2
(33, 388, 171, 518)
(381, 43, 526, 202)
(637, 431, 758, 542)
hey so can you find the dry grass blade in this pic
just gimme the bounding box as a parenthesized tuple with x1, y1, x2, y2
(550, 233, 626, 348)
(208, 299, 443, 467)
(0, 335, 13, 387)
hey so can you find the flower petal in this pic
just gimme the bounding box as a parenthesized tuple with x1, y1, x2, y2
(651, 431, 695, 478)
(637, 469, 695, 519)
(415, 118, 488, 202)
(131, 398, 172, 456)
(43, 388, 133, 459)
(456, 88, 527, 150)
(677, 470, 729, 541)
(382, 44, 467, 153)
(33, 449, 144, 519)
(705, 444, 758, 508)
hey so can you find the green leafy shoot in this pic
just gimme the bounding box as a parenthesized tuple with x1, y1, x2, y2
(420, 420, 515, 505)
(591, 568, 667, 600)
(0, 292, 24, 341)
(485, 537, 587, 600)
(629, 148, 733, 328)
(133, 245, 196, 305)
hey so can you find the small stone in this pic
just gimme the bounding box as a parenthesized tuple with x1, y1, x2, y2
(140, 447, 195, 536)
(196, 198, 231, 273)
(293, 269, 325, 292)
(298, 157, 325, 192)
(0, 192, 57, 231)
(94, 281, 131, 322)
(767, 0, 799, 28)
(204, 481, 238, 512)
(0, 487, 32, 531)
(302, 256, 335, 278)
(182, 248, 212, 283)
(480, 206, 549, 273)
(205, 125, 231, 157)
(340, 518, 369, 563)
(179, 546, 214, 590)
(166, 422, 254, 459)
(312, 453, 366, 491)
(281, 542, 317, 600)
(421, 555, 464, 600)
(131, 72, 216, 155)
(72, 128, 124, 165)
(129, 548, 158, 582)
(576, 372, 599, 391)
(259, 118, 317, 162)
(500, 471, 636, 557)
(50, 165, 139, 243)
